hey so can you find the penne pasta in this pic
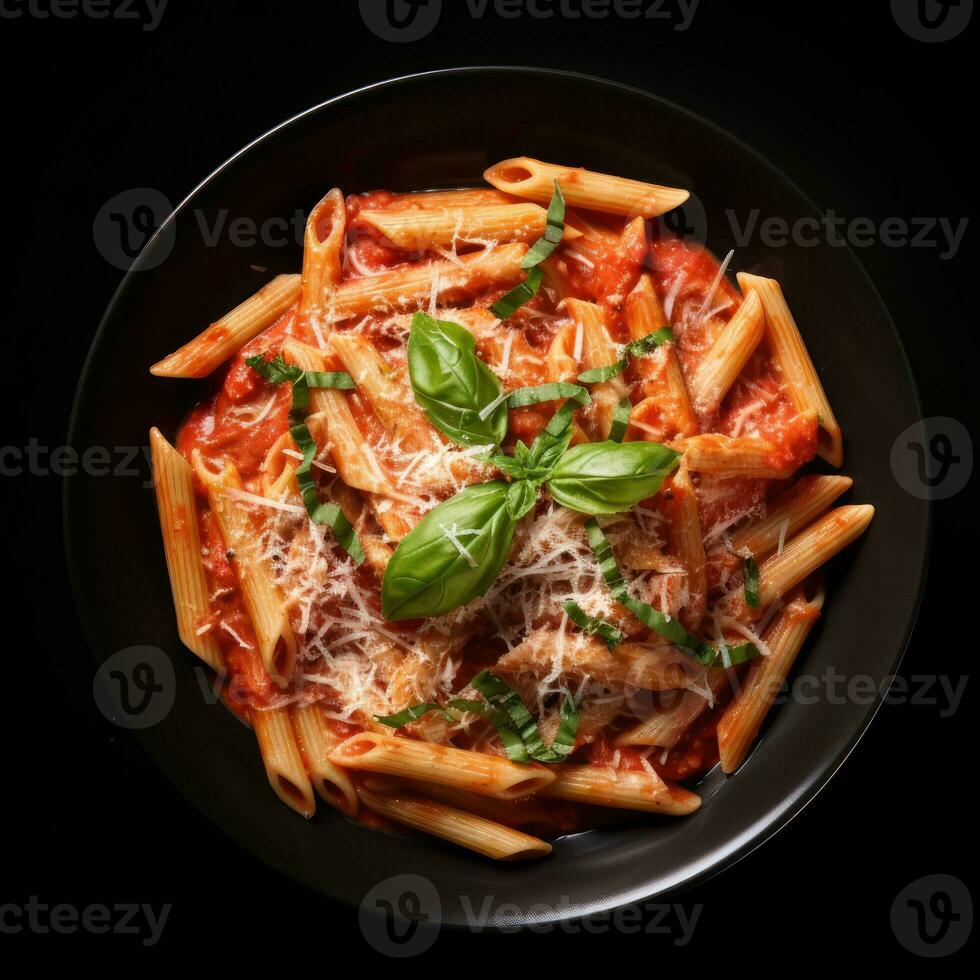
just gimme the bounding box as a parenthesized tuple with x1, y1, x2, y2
(737, 272, 843, 466)
(300, 188, 346, 315)
(252, 707, 316, 818)
(717, 585, 825, 773)
(357, 785, 552, 861)
(363, 776, 556, 832)
(328, 731, 555, 800)
(731, 475, 853, 558)
(669, 432, 804, 479)
(149, 428, 224, 670)
(290, 703, 359, 816)
(624, 275, 698, 440)
(282, 339, 395, 496)
(686, 289, 765, 416)
(566, 298, 628, 440)
(326, 244, 527, 320)
(756, 505, 874, 610)
(151, 274, 301, 378)
(615, 668, 732, 748)
(543, 765, 701, 815)
(384, 188, 516, 211)
(192, 451, 297, 687)
(358, 202, 581, 252)
(663, 463, 708, 629)
(485, 157, 690, 218)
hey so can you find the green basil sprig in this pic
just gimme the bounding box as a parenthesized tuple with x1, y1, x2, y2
(577, 327, 674, 384)
(585, 518, 759, 668)
(548, 441, 680, 515)
(247, 353, 362, 562)
(381, 481, 517, 620)
(563, 600, 624, 649)
(407, 313, 508, 447)
(491, 181, 565, 319)
(374, 669, 579, 765)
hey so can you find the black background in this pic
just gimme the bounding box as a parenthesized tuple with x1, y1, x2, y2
(5, 0, 974, 962)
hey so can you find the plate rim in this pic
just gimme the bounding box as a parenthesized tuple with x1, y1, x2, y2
(64, 66, 931, 923)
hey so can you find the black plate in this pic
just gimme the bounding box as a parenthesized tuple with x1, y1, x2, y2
(65, 68, 928, 926)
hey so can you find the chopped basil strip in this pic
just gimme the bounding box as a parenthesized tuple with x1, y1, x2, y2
(375, 678, 575, 765)
(375, 703, 450, 727)
(585, 518, 758, 667)
(521, 180, 566, 269)
(289, 421, 364, 564)
(744, 556, 760, 608)
(525, 385, 592, 473)
(506, 381, 590, 410)
(608, 396, 632, 443)
(577, 327, 674, 384)
(563, 600, 624, 649)
(247, 352, 354, 412)
(490, 266, 544, 319)
(470, 669, 579, 763)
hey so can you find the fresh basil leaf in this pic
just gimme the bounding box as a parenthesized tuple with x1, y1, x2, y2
(290, 421, 364, 564)
(584, 518, 759, 667)
(608, 396, 631, 443)
(407, 312, 508, 447)
(490, 266, 544, 319)
(547, 441, 680, 515)
(506, 479, 540, 520)
(562, 600, 624, 649)
(744, 556, 760, 608)
(576, 328, 674, 384)
(381, 481, 516, 620)
(521, 181, 566, 269)
(470, 670, 579, 763)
